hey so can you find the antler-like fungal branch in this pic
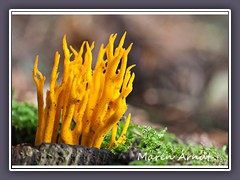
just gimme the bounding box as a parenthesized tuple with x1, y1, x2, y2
(33, 32, 135, 149)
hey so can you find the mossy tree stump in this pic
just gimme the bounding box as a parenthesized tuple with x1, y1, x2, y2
(12, 143, 117, 165)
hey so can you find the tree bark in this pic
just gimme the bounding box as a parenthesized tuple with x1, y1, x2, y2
(12, 143, 117, 165)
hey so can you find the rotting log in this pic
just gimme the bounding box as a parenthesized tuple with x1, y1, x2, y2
(12, 143, 117, 165)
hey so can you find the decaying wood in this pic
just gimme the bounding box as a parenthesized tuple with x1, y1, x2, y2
(12, 143, 117, 165)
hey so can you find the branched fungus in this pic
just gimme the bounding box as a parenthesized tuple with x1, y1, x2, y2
(33, 33, 135, 149)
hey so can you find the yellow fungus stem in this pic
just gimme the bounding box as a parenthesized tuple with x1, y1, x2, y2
(33, 55, 46, 145)
(43, 52, 61, 142)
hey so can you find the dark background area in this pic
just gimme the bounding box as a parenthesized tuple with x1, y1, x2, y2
(11, 14, 229, 148)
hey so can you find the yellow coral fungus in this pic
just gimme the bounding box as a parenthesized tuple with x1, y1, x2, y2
(33, 32, 135, 149)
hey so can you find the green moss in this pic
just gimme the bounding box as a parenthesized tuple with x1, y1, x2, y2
(12, 100, 38, 145)
(102, 121, 228, 165)
(11, 100, 228, 165)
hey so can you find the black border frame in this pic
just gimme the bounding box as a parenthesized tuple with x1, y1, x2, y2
(9, 9, 231, 171)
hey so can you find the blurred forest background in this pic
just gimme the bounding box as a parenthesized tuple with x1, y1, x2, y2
(11, 14, 229, 148)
